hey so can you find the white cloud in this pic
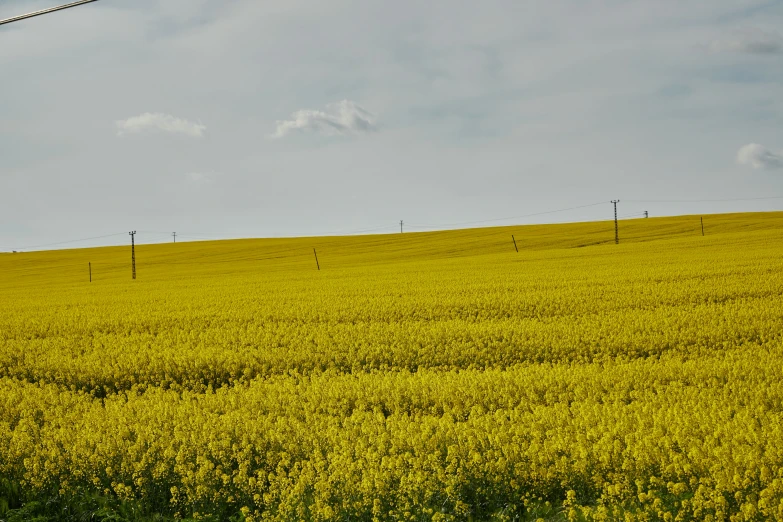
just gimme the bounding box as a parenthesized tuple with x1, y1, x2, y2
(185, 172, 215, 185)
(272, 100, 377, 138)
(116, 113, 206, 137)
(736, 143, 783, 170)
(711, 28, 782, 54)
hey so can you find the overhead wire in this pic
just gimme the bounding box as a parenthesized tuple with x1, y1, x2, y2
(4, 196, 782, 253)
(624, 196, 783, 203)
(2, 232, 128, 252)
(406, 202, 610, 230)
(0, 0, 100, 26)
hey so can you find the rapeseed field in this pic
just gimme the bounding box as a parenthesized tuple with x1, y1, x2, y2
(1, 212, 783, 521)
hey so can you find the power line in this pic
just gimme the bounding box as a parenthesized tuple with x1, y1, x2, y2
(3, 232, 127, 252)
(139, 224, 401, 239)
(407, 202, 609, 230)
(625, 196, 783, 203)
(174, 235, 223, 241)
(4, 196, 782, 253)
(167, 198, 780, 238)
(332, 225, 399, 236)
(0, 0, 100, 27)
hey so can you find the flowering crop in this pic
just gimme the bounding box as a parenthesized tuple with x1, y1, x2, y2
(1, 212, 783, 521)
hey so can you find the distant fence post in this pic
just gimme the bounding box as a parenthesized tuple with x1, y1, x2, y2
(313, 248, 320, 271)
(701, 217, 704, 236)
(89, 262, 92, 283)
(512, 235, 518, 253)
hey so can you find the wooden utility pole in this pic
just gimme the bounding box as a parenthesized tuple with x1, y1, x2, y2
(512, 235, 518, 253)
(172, 232, 177, 243)
(400, 220, 403, 233)
(611, 200, 620, 244)
(313, 248, 320, 270)
(129, 231, 136, 280)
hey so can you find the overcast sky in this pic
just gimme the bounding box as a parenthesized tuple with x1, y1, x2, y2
(1, 0, 782, 250)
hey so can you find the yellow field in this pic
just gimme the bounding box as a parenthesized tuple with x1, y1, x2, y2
(1, 212, 783, 521)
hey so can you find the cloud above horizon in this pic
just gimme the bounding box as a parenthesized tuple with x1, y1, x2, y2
(711, 28, 782, 54)
(116, 113, 207, 137)
(272, 100, 377, 138)
(736, 143, 783, 170)
(185, 172, 215, 185)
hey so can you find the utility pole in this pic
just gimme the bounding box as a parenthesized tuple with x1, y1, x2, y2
(129, 231, 136, 280)
(172, 232, 177, 243)
(512, 235, 518, 253)
(89, 262, 91, 283)
(0, 0, 100, 26)
(611, 200, 620, 244)
(400, 220, 403, 233)
(313, 248, 320, 271)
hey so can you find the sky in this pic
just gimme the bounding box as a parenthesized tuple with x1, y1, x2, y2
(1, 0, 782, 251)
